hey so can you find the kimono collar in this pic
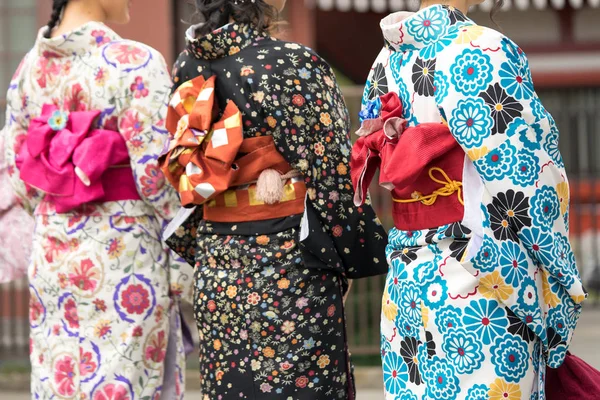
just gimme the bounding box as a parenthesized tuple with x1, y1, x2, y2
(185, 22, 271, 61)
(381, 4, 472, 52)
(36, 21, 120, 57)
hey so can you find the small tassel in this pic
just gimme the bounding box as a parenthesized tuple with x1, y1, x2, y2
(256, 169, 285, 204)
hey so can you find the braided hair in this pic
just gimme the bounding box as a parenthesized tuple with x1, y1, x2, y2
(45, 0, 69, 38)
(192, 0, 278, 37)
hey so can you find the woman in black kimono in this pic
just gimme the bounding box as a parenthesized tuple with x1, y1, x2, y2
(164, 0, 388, 399)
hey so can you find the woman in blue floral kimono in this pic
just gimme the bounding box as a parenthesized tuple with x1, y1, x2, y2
(352, 1, 587, 399)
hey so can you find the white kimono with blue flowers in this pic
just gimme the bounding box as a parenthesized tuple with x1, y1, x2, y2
(361, 5, 586, 400)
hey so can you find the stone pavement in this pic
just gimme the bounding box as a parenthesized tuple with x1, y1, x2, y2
(2, 308, 598, 400)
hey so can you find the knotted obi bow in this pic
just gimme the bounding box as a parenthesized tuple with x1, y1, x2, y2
(16, 104, 139, 213)
(161, 75, 301, 210)
(351, 92, 466, 231)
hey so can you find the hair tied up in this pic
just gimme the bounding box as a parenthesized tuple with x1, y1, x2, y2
(45, 0, 69, 38)
(191, 0, 278, 37)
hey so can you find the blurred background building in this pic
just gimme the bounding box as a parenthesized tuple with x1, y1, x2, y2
(1, 0, 599, 382)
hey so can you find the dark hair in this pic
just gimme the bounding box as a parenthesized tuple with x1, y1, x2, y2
(192, 0, 279, 37)
(45, 0, 69, 38)
(490, 0, 505, 28)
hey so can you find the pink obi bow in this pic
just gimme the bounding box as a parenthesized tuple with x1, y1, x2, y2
(17, 104, 140, 213)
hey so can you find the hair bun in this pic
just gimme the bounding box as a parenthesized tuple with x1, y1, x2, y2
(192, 0, 278, 37)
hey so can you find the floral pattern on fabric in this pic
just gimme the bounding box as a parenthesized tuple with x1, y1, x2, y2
(3, 22, 192, 399)
(362, 4, 586, 399)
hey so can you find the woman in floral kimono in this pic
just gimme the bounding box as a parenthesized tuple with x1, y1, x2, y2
(3, 0, 192, 398)
(163, 0, 387, 398)
(352, 1, 587, 399)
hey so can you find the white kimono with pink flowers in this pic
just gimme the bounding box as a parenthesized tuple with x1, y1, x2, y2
(3, 22, 192, 399)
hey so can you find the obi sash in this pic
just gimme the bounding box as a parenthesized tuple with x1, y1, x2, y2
(161, 75, 306, 223)
(16, 104, 140, 213)
(351, 92, 465, 231)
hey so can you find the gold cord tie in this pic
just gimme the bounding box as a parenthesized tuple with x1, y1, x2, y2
(393, 167, 464, 206)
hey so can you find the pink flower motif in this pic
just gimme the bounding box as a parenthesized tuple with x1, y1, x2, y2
(91, 30, 110, 46)
(35, 53, 61, 89)
(247, 292, 260, 305)
(119, 110, 144, 141)
(92, 383, 131, 400)
(69, 259, 98, 292)
(140, 164, 166, 197)
(54, 355, 76, 396)
(104, 116, 119, 132)
(130, 76, 149, 98)
(79, 348, 97, 377)
(63, 83, 88, 112)
(120, 284, 150, 315)
(145, 330, 167, 363)
(29, 296, 43, 322)
(64, 298, 79, 328)
(112, 44, 147, 64)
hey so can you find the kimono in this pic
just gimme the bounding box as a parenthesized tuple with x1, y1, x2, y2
(0, 135, 33, 283)
(169, 22, 388, 399)
(3, 23, 193, 399)
(355, 5, 587, 400)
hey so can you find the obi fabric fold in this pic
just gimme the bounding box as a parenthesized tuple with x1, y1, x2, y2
(351, 92, 465, 231)
(16, 104, 139, 213)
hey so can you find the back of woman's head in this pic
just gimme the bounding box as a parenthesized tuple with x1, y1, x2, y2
(192, 0, 279, 37)
(45, 0, 69, 38)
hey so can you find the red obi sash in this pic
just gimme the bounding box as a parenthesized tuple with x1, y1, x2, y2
(16, 104, 140, 213)
(351, 92, 465, 231)
(161, 75, 305, 223)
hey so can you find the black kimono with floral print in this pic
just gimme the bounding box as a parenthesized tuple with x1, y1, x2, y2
(170, 23, 388, 400)
(171, 23, 387, 280)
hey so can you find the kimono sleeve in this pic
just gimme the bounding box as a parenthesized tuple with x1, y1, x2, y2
(436, 32, 586, 363)
(2, 54, 43, 214)
(261, 53, 388, 279)
(116, 44, 193, 303)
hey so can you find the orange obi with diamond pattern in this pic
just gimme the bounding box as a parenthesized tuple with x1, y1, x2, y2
(160, 75, 306, 223)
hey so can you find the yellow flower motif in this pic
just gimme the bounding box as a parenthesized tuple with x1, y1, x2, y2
(292, 115, 306, 127)
(277, 278, 290, 289)
(229, 46, 241, 55)
(467, 146, 489, 161)
(422, 303, 430, 329)
(94, 320, 112, 339)
(226, 285, 237, 299)
(556, 182, 570, 215)
(489, 378, 521, 400)
(336, 163, 348, 175)
(541, 270, 560, 308)
(479, 271, 514, 302)
(455, 25, 485, 44)
(382, 292, 398, 322)
(317, 355, 331, 368)
(214, 339, 222, 351)
(571, 294, 587, 304)
(320, 113, 332, 126)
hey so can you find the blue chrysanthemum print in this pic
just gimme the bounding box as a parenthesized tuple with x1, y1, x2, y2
(499, 61, 534, 100)
(491, 333, 530, 383)
(548, 344, 569, 369)
(499, 241, 529, 287)
(463, 299, 508, 345)
(501, 37, 523, 67)
(471, 236, 500, 273)
(387, 262, 407, 305)
(547, 304, 570, 340)
(422, 276, 449, 310)
(406, 5, 450, 45)
(517, 277, 538, 312)
(551, 233, 577, 287)
(476, 141, 517, 181)
(511, 148, 540, 186)
(531, 185, 560, 229)
(450, 49, 493, 96)
(520, 227, 553, 266)
(441, 330, 484, 374)
(436, 306, 463, 335)
(507, 117, 543, 151)
(382, 351, 409, 395)
(400, 282, 423, 326)
(465, 383, 490, 400)
(434, 70, 449, 104)
(481, 203, 491, 228)
(424, 356, 460, 400)
(542, 125, 565, 169)
(395, 390, 419, 400)
(420, 29, 458, 59)
(413, 261, 437, 284)
(530, 97, 546, 122)
(450, 97, 493, 147)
